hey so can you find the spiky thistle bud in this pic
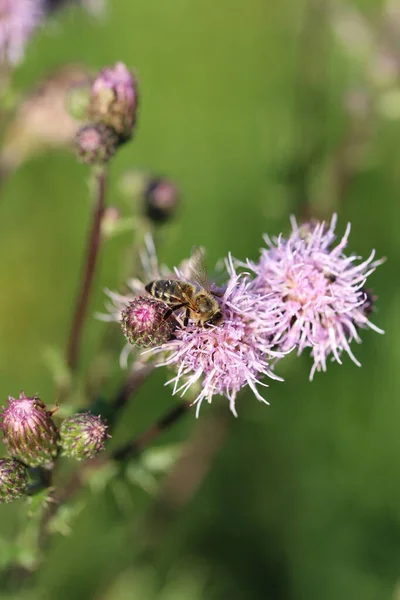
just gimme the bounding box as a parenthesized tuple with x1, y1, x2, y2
(0, 459, 28, 503)
(88, 62, 138, 142)
(144, 178, 180, 224)
(74, 123, 119, 165)
(59, 413, 108, 460)
(121, 296, 175, 348)
(0, 392, 59, 467)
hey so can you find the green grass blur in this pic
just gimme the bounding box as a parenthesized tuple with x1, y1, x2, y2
(1, 0, 400, 598)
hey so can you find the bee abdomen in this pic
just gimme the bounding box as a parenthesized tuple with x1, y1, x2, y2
(145, 279, 176, 301)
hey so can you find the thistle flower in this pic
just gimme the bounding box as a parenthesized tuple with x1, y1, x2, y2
(74, 123, 119, 165)
(0, 459, 28, 503)
(88, 62, 138, 142)
(0, 0, 44, 66)
(0, 392, 59, 467)
(59, 413, 108, 460)
(247, 215, 384, 379)
(121, 296, 176, 349)
(100, 236, 285, 415)
(150, 257, 284, 416)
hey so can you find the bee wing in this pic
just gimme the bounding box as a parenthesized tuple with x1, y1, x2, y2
(187, 245, 210, 290)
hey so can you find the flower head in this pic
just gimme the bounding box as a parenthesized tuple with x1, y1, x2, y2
(100, 240, 284, 415)
(88, 62, 138, 142)
(0, 459, 28, 503)
(121, 296, 176, 349)
(247, 215, 384, 378)
(74, 123, 119, 165)
(151, 258, 284, 416)
(59, 413, 108, 461)
(0, 0, 44, 65)
(0, 392, 59, 467)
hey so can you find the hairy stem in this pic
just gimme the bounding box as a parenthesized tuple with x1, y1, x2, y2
(66, 166, 107, 371)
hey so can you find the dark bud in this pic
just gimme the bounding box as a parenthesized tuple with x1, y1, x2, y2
(144, 178, 180, 224)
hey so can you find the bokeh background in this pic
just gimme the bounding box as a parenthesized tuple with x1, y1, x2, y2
(0, 0, 399, 598)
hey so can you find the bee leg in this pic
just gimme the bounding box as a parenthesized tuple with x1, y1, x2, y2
(163, 304, 185, 321)
(183, 308, 190, 327)
(163, 308, 174, 320)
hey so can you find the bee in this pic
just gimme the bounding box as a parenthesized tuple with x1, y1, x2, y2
(145, 247, 223, 327)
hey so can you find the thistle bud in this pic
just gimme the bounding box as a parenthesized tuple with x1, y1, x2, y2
(0, 459, 28, 504)
(74, 123, 119, 165)
(121, 296, 175, 348)
(88, 62, 138, 142)
(144, 178, 180, 224)
(0, 393, 59, 467)
(59, 413, 108, 460)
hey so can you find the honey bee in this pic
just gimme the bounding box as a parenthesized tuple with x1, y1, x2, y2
(145, 247, 223, 327)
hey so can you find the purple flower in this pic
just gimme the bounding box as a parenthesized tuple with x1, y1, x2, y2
(88, 61, 138, 141)
(151, 257, 284, 416)
(100, 240, 284, 415)
(0, 0, 44, 65)
(247, 215, 384, 379)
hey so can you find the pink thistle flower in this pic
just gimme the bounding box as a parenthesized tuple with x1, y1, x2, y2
(0, 0, 44, 65)
(247, 214, 384, 379)
(100, 241, 285, 415)
(148, 257, 284, 417)
(88, 61, 138, 141)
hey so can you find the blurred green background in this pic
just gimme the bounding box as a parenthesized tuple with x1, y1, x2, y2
(0, 0, 399, 598)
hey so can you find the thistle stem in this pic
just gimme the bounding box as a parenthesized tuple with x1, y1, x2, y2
(106, 362, 155, 431)
(112, 400, 191, 462)
(66, 166, 107, 371)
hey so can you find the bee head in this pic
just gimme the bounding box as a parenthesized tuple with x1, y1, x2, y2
(208, 311, 223, 326)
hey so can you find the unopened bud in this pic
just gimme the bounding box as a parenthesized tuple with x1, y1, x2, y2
(144, 178, 179, 224)
(88, 62, 138, 142)
(0, 459, 28, 503)
(0, 392, 59, 467)
(74, 123, 119, 165)
(121, 296, 175, 348)
(59, 413, 108, 460)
